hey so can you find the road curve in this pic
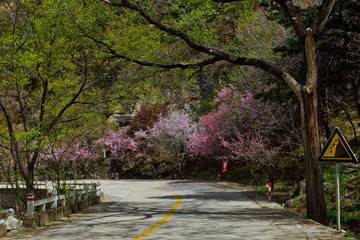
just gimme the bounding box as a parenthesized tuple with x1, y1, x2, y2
(11, 180, 348, 239)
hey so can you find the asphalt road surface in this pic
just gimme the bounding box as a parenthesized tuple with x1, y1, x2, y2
(11, 180, 348, 239)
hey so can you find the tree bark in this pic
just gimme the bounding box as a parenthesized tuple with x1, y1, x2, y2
(301, 29, 328, 225)
(301, 92, 328, 225)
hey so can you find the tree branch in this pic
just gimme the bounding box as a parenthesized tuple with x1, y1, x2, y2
(99, 0, 303, 99)
(273, 0, 306, 46)
(107, 54, 223, 69)
(231, 57, 303, 100)
(99, 0, 230, 59)
(37, 64, 48, 131)
(0, 99, 25, 178)
(312, 0, 336, 39)
(45, 59, 88, 134)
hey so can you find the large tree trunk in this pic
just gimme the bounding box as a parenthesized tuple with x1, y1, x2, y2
(301, 93, 328, 225)
(301, 29, 328, 225)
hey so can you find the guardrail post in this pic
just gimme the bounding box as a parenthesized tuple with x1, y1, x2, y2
(93, 184, 97, 198)
(40, 202, 45, 213)
(84, 184, 88, 200)
(51, 188, 58, 209)
(61, 196, 66, 207)
(97, 181, 101, 196)
(70, 186, 75, 204)
(77, 191, 82, 202)
(27, 194, 35, 217)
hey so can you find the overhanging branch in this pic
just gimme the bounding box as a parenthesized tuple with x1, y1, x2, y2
(99, 0, 230, 59)
(99, 0, 303, 99)
(107, 54, 223, 70)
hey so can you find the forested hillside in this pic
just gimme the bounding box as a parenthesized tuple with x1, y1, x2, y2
(0, 0, 359, 230)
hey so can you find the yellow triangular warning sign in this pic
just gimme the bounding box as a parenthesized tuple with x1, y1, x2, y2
(319, 128, 358, 162)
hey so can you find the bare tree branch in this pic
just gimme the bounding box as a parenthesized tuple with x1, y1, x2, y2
(312, 0, 336, 38)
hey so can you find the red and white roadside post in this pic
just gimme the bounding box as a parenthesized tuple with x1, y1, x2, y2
(222, 161, 228, 181)
(27, 194, 35, 217)
(268, 182, 272, 201)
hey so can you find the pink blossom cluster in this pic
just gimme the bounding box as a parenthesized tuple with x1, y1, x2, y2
(221, 132, 280, 169)
(42, 144, 70, 164)
(134, 110, 197, 177)
(135, 111, 197, 149)
(70, 144, 99, 164)
(95, 129, 137, 160)
(42, 143, 99, 168)
(188, 85, 281, 167)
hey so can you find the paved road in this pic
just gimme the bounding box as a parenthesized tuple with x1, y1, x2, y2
(10, 180, 348, 239)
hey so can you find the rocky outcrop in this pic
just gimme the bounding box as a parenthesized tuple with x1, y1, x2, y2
(0, 208, 22, 232)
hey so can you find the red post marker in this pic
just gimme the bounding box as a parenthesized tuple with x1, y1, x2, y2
(222, 161, 228, 173)
(27, 194, 35, 201)
(218, 172, 221, 181)
(27, 194, 35, 217)
(268, 182, 272, 200)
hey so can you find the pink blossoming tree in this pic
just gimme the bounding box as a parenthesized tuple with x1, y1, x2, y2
(42, 142, 99, 189)
(95, 129, 138, 176)
(135, 110, 197, 178)
(189, 85, 299, 185)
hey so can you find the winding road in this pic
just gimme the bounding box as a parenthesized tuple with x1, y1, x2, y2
(11, 180, 347, 239)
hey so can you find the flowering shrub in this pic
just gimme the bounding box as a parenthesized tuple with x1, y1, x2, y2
(95, 129, 138, 174)
(221, 132, 280, 169)
(95, 129, 137, 159)
(135, 110, 197, 178)
(188, 85, 242, 160)
(41, 142, 99, 187)
(188, 85, 298, 183)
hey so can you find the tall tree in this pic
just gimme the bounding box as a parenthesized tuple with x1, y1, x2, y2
(0, 0, 118, 195)
(98, 0, 336, 224)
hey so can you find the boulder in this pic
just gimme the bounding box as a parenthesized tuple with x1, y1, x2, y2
(6, 216, 22, 231)
(6, 208, 15, 217)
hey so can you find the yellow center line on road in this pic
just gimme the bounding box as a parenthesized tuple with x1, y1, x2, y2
(132, 187, 182, 240)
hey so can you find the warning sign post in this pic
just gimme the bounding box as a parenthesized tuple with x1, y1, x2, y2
(319, 127, 358, 163)
(319, 127, 358, 231)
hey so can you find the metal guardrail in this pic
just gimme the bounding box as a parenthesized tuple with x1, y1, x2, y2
(0, 180, 99, 190)
(24, 181, 102, 217)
